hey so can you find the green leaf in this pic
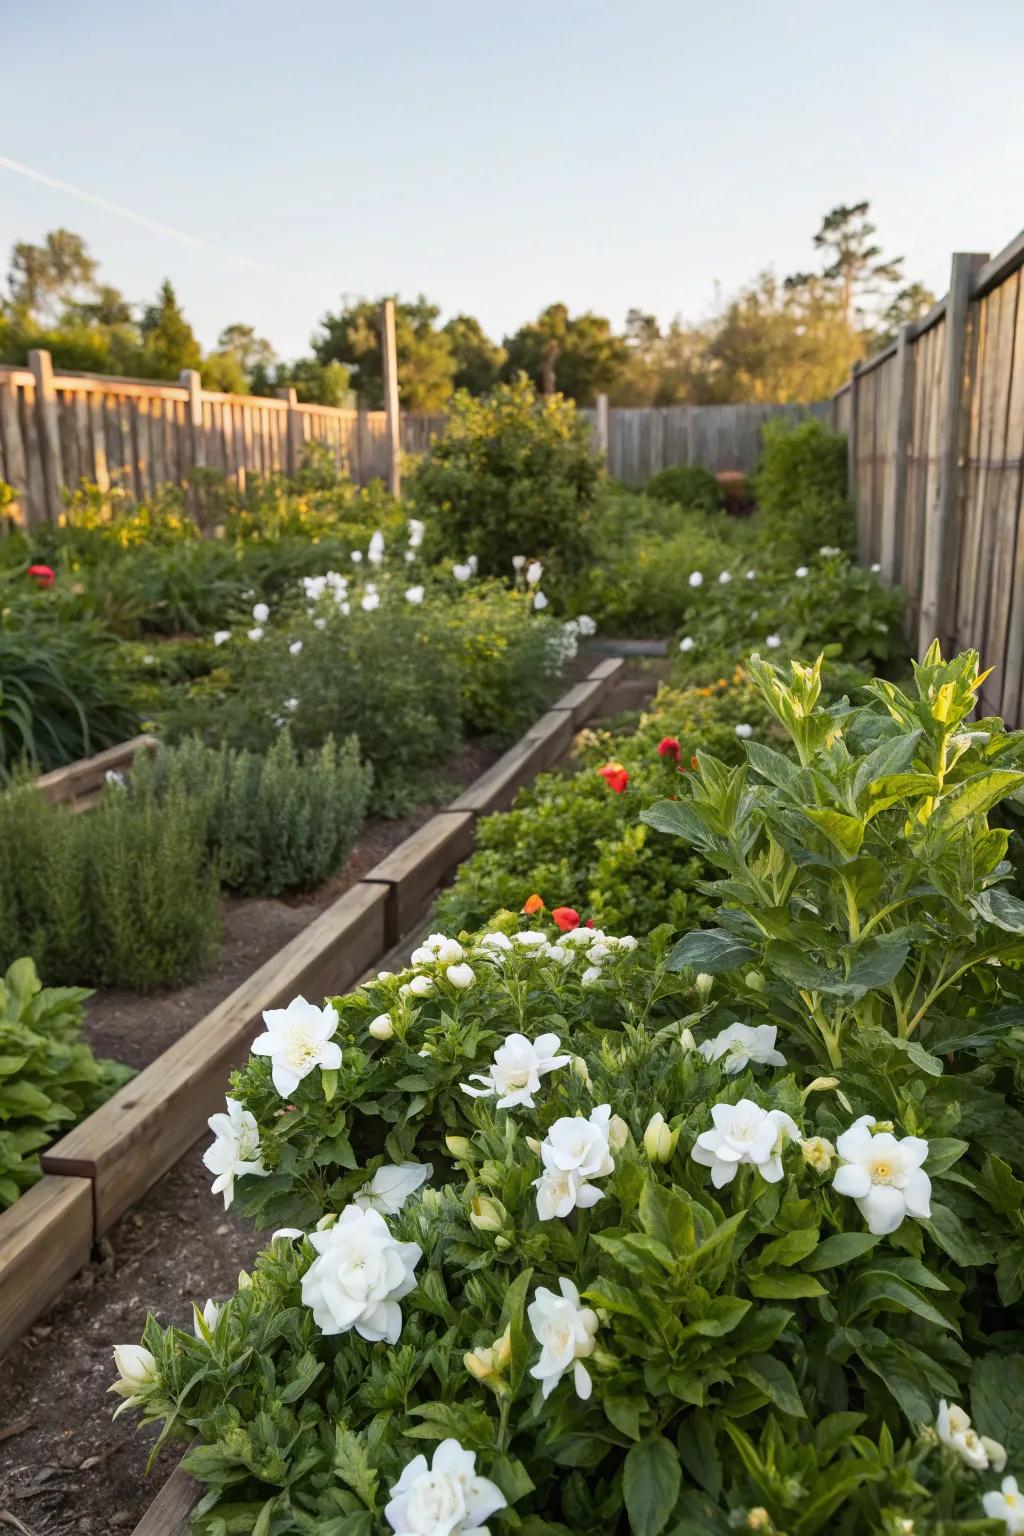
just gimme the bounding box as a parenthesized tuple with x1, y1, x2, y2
(850, 1273, 956, 1333)
(623, 1436, 682, 1536)
(997, 1242, 1024, 1306)
(640, 799, 707, 842)
(605, 1394, 643, 1442)
(802, 1232, 879, 1271)
(936, 769, 1024, 827)
(735, 1353, 805, 1418)
(920, 1204, 992, 1267)
(802, 807, 865, 858)
(970, 885, 1024, 933)
(666, 929, 755, 975)
(756, 1227, 820, 1268)
(971, 1354, 1024, 1460)
(333, 1428, 379, 1510)
(747, 1271, 826, 1299)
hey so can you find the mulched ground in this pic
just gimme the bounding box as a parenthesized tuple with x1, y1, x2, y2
(0, 656, 664, 1533)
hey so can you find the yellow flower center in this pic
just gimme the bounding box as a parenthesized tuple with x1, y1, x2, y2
(870, 1159, 893, 1183)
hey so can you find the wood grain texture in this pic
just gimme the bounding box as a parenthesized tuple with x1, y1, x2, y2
(449, 738, 548, 816)
(0, 1175, 93, 1362)
(41, 882, 388, 1233)
(363, 813, 476, 943)
(548, 678, 605, 726)
(131, 1464, 200, 1536)
(523, 708, 575, 768)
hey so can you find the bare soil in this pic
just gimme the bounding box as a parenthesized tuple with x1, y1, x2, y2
(0, 660, 662, 1533)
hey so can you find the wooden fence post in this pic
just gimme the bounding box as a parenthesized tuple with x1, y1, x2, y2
(28, 349, 62, 524)
(276, 386, 302, 476)
(879, 324, 915, 586)
(848, 360, 863, 559)
(918, 251, 988, 657)
(180, 369, 205, 474)
(595, 393, 610, 461)
(380, 299, 401, 498)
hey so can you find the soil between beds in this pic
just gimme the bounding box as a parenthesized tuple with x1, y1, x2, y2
(0, 657, 665, 1532)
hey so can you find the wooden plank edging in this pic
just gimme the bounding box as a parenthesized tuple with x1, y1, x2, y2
(0, 1175, 94, 1361)
(131, 1463, 200, 1536)
(35, 734, 158, 808)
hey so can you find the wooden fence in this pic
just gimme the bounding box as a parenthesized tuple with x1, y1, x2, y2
(583, 399, 831, 481)
(0, 351, 446, 528)
(835, 221, 1024, 723)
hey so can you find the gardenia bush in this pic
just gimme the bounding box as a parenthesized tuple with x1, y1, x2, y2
(119, 645, 1024, 1533)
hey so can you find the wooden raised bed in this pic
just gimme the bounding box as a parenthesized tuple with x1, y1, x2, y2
(132, 1464, 199, 1535)
(36, 733, 158, 810)
(2, 662, 623, 1376)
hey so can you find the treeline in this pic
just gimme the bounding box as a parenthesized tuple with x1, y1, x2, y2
(0, 201, 933, 410)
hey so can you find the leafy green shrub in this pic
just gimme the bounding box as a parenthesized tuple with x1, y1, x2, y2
(645, 463, 725, 514)
(436, 582, 569, 744)
(0, 778, 218, 990)
(0, 613, 138, 779)
(436, 670, 781, 937)
(136, 731, 372, 897)
(754, 418, 852, 557)
(0, 955, 131, 1207)
(410, 377, 601, 583)
(119, 653, 1024, 1529)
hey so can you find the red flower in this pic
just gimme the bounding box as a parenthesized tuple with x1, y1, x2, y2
(551, 906, 580, 932)
(27, 564, 56, 589)
(691, 755, 700, 771)
(598, 762, 629, 794)
(657, 736, 681, 762)
(585, 918, 596, 928)
(522, 893, 545, 915)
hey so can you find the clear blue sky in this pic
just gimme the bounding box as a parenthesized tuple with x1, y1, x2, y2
(3, 0, 1023, 360)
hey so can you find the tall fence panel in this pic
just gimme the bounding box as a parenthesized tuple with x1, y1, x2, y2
(580, 400, 831, 481)
(839, 224, 1024, 722)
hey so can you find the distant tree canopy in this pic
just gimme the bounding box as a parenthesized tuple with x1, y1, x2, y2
(0, 200, 934, 410)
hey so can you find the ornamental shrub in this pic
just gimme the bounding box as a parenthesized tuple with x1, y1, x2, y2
(0, 955, 131, 1207)
(120, 646, 1024, 1532)
(645, 464, 725, 515)
(135, 731, 373, 898)
(753, 418, 852, 558)
(438, 583, 570, 744)
(410, 378, 601, 583)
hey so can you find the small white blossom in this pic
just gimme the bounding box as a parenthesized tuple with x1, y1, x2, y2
(368, 530, 385, 565)
(314, 616, 327, 630)
(718, 570, 732, 584)
(202, 1096, 268, 1208)
(513, 931, 549, 949)
(745, 569, 756, 579)
(112, 1343, 157, 1391)
(385, 1439, 506, 1536)
(819, 545, 840, 557)
(193, 1298, 220, 1338)
(688, 571, 703, 588)
(691, 1099, 798, 1188)
(581, 965, 603, 985)
(369, 1013, 394, 1041)
(533, 591, 549, 611)
(983, 1477, 1024, 1534)
(288, 639, 303, 655)
(362, 591, 381, 612)
(528, 1277, 599, 1400)
(832, 1116, 931, 1235)
(251, 996, 342, 1098)
(512, 554, 526, 570)
(478, 931, 513, 954)
(408, 974, 433, 997)
(405, 585, 425, 604)
(452, 561, 472, 581)
(462, 1032, 570, 1109)
(575, 614, 597, 636)
(679, 636, 695, 652)
(766, 634, 781, 649)
(213, 629, 231, 646)
(247, 626, 264, 641)
(405, 548, 416, 563)
(698, 1023, 787, 1075)
(354, 1161, 432, 1216)
(735, 723, 753, 739)
(351, 549, 363, 564)
(252, 601, 270, 623)
(937, 1401, 1006, 1472)
(446, 962, 475, 989)
(407, 518, 425, 549)
(795, 565, 809, 578)
(301, 1205, 421, 1342)
(871, 562, 881, 573)
(526, 559, 543, 586)
(535, 1105, 615, 1219)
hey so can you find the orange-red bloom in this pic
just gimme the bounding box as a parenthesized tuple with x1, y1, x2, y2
(522, 893, 545, 915)
(657, 736, 681, 762)
(598, 762, 629, 794)
(28, 564, 56, 589)
(691, 755, 700, 771)
(551, 906, 580, 932)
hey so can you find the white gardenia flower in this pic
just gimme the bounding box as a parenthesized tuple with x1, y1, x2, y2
(533, 591, 549, 611)
(576, 614, 597, 636)
(252, 601, 270, 623)
(535, 1105, 615, 1219)
(688, 570, 703, 588)
(409, 974, 434, 997)
(819, 545, 840, 557)
(407, 518, 425, 549)
(478, 931, 513, 954)
(368, 530, 386, 565)
(405, 549, 416, 563)
(193, 1298, 220, 1337)
(251, 996, 342, 1098)
(691, 1099, 798, 1188)
(679, 636, 695, 652)
(446, 963, 475, 989)
(512, 554, 526, 570)
(314, 617, 327, 630)
(247, 626, 264, 641)
(718, 570, 732, 584)
(354, 1161, 432, 1216)
(405, 585, 425, 604)
(202, 1096, 269, 1208)
(795, 565, 809, 578)
(528, 1277, 599, 1400)
(984, 1477, 1024, 1534)
(513, 931, 549, 949)
(871, 561, 881, 573)
(362, 591, 381, 612)
(735, 723, 753, 739)
(112, 1343, 157, 1392)
(461, 1032, 570, 1110)
(937, 1400, 1006, 1472)
(452, 561, 472, 581)
(467, 554, 479, 575)
(301, 1205, 421, 1342)
(766, 634, 781, 649)
(434, 938, 465, 964)
(385, 1439, 506, 1536)
(745, 569, 756, 579)
(351, 549, 363, 564)
(581, 965, 603, 986)
(698, 1023, 787, 1075)
(526, 559, 543, 586)
(213, 629, 231, 646)
(832, 1115, 931, 1235)
(288, 639, 303, 656)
